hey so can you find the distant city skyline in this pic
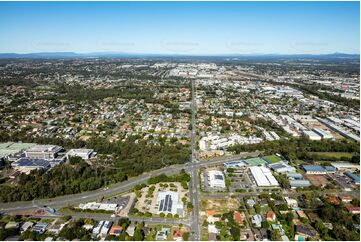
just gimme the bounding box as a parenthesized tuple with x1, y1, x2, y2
(0, 1, 359, 55)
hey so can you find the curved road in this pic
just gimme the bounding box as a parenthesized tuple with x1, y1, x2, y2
(0, 152, 259, 214)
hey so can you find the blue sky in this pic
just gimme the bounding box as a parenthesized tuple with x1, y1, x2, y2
(0, 1, 359, 54)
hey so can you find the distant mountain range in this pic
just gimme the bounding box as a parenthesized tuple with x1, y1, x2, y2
(0, 52, 359, 59)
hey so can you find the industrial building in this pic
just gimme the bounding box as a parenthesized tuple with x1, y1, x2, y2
(11, 158, 51, 173)
(207, 170, 226, 189)
(302, 130, 322, 140)
(268, 162, 296, 174)
(345, 172, 360, 184)
(331, 162, 360, 172)
(25, 145, 63, 159)
(290, 180, 311, 188)
(302, 165, 327, 174)
(66, 149, 95, 160)
(249, 166, 279, 187)
(312, 128, 333, 139)
(157, 191, 183, 216)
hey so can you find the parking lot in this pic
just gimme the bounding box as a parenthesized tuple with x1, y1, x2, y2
(328, 173, 355, 191)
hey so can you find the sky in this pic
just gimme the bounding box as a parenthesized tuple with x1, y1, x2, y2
(0, 1, 359, 55)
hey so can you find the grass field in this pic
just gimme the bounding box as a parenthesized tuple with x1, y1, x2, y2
(245, 157, 266, 166)
(308, 152, 353, 159)
(262, 155, 282, 164)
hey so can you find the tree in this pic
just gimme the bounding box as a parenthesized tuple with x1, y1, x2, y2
(254, 203, 261, 214)
(182, 232, 190, 241)
(133, 228, 144, 241)
(159, 213, 165, 218)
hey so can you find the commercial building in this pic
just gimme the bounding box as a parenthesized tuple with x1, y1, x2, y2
(66, 149, 95, 160)
(78, 202, 118, 212)
(11, 158, 51, 173)
(207, 170, 226, 189)
(157, 191, 183, 216)
(250, 166, 279, 187)
(25, 145, 63, 159)
(223, 160, 247, 169)
(302, 165, 327, 174)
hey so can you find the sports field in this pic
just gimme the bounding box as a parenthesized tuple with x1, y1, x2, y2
(262, 155, 282, 164)
(245, 157, 266, 166)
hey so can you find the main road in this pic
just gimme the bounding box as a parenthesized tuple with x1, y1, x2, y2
(188, 78, 201, 240)
(0, 155, 259, 214)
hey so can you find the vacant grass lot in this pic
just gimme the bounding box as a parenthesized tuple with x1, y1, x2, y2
(308, 152, 353, 159)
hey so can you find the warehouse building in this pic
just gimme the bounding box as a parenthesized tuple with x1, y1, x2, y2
(290, 180, 311, 189)
(331, 162, 359, 172)
(268, 162, 296, 174)
(250, 166, 279, 187)
(312, 128, 333, 139)
(345, 172, 360, 185)
(302, 130, 322, 140)
(302, 165, 327, 174)
(207, 170, 226, 189)
(25, 145, 63, 159)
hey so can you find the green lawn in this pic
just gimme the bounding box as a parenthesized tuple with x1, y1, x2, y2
(262, 155, 282, 164)
(308, 152, 353, 159)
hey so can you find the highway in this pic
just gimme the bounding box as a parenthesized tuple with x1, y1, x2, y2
(188, 78, 201, 240)
(0, 151, 259, 214)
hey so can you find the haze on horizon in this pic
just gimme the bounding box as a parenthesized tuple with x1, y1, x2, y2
(0, 1, 359, 55)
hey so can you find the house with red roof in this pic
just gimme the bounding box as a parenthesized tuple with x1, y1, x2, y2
(345, 206, 360, 214)
(233, 211, 244, 225)
(266, 210, 276, 222)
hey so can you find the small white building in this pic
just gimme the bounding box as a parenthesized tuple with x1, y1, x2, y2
(207, 170, 226, 189)
(66, 149, 95, 160)
(284, 197, 298, 208)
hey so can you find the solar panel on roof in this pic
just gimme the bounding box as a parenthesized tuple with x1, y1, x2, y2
(214, 175, 224, 180)
(159, 200, 164, 211)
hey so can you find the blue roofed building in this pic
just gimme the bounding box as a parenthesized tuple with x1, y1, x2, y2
(302, 165, 327, 174)
(12, 158, 51, 174)
(345, 172, 360, 185)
